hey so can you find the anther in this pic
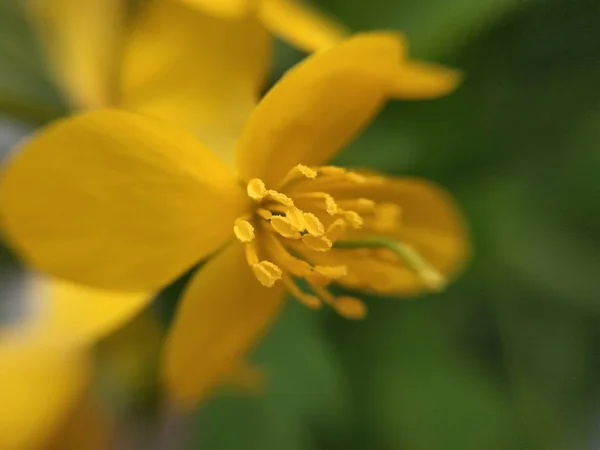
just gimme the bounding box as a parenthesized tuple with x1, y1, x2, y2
(326, 219, 347, 242)
(297, 164, 317, 179)
(343, 210, 363, 228)
(267, 190, 294, 207)
(234, 218, 255, 243)
(302, 235, 332, 252)
(270, 216, 301, 239)
(286, 207, 306, 231)
(257, 208, 272, 220)
(247, 178, 268, 200)
(252, 261, 282, 287)
(332, 296, 367, 320)
(303, 213, 325, 236)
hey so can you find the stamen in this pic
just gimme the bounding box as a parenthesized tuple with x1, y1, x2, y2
(326, 219, 347, 242)
(342, 210, 363, 228)
(257, 208, 272, 220)
(281, 164, 318, 186)
(267, 190, 294, 207)
(293, 192, 338, 214)
(245, 241, 260, 266)
(337, 198, 376, 212)
(252, 261, 282, 287)
(302, 235, 332, 252)
(264, 234, 312, 277)
(286, 207, 306, 231)
(314, 265, 347, 279)
(270, 216, 301, 239)
(282, 276, 322, 309)
(233, 218, 255, 243)
(247, 178, 268, 200)
(303, 213, 325, 236)
(332, 296, 367, 320)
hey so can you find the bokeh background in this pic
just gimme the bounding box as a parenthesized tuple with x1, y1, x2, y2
(1, 0, 599, 448)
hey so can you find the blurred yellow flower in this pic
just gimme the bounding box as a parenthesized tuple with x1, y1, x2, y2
(0, 33, 469, 408)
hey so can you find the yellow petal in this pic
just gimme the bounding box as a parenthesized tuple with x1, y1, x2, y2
(0, 109, 247, 292)
(236, 32, 407, 187)
(25, 278, 153, 350)
(258, 0, 348, 52)
(300, 177, 470, 295)
(0, 351, 90, 450)
(175, 0, 254, 18)
(164, 242, 285, 408)
(120, 0, 271, 164)
(27, 0, 125, 109)
(390, 61, 462, 99)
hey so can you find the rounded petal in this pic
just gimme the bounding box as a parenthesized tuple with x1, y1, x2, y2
(258, 0, 348, 52)
(0, 109, 247, 291)
(301, 177, 470, 295)
(0, 350, 90, 450)
(175, 0, 253, 18)
(120, 0, 271, 164)
(27, 0, 126, 109)
(236, 32, 407, 187)
(164, 242, 285, 408)
(25, 278, 153, 350)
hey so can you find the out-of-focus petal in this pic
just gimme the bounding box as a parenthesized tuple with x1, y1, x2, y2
(25, 278, 153, 349)
(0, 109, 247, 292)
(0, 350, 90, 450)
(27, 0, 125, 109)
(164, 242, 285, 408)
(236, 32, 406, 187)
(176, 0, 254, 19)
(120, 0, 271, 164)
(390, 61, 462, 99)
(259, 0, 348, 52)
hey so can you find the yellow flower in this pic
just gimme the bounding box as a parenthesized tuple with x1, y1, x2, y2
(0, 33, 469, 407)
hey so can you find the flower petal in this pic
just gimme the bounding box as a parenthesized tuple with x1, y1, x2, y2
(175, 0, 253, 18)
(0, 109, 247, 291)
(164, 242, 285, 407)
(301, 177, 470, 295)
(258, 0, 348, 52)
(27, 278, 153, 350)
(120, 0, 271, 164)
(27, 0, 125, 109)
(390, 61, 462, 99)
(0, 350, 90, 450)
(236, 32, 409, 187)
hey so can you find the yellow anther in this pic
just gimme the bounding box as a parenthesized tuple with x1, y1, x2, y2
(233, 218, 254, 243)
(302, 234, 332, 252)
(247, 178, 267, 200)
(286, 207, 306, 231)
(343, 210, 363, 228)
(252, 261, 282, 287)
(297, 164, 317, 179)
(326, 219, 347, 242)
(314, 265, 347, 280)
(282, 276, 322, 310)
(303, 213, 324, 236)
(270, 216, 301, 239)
(325, 195, 338, 215)
(257, 208, 272, 220)
(267, 190, 294, 207)
(333, 296, 367, 320)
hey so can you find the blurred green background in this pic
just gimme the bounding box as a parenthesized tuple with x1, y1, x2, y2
(1, 0, 599, 448)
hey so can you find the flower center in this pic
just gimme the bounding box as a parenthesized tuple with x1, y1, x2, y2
(233, 164, 444, 319)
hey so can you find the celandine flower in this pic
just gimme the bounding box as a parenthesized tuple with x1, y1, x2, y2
(0, 33, 470, 407)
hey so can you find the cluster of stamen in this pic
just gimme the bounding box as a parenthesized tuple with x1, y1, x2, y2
(233, 164, 445, 320)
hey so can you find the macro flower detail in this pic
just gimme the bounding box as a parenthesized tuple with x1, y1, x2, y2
(0, 33, 469, 406)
